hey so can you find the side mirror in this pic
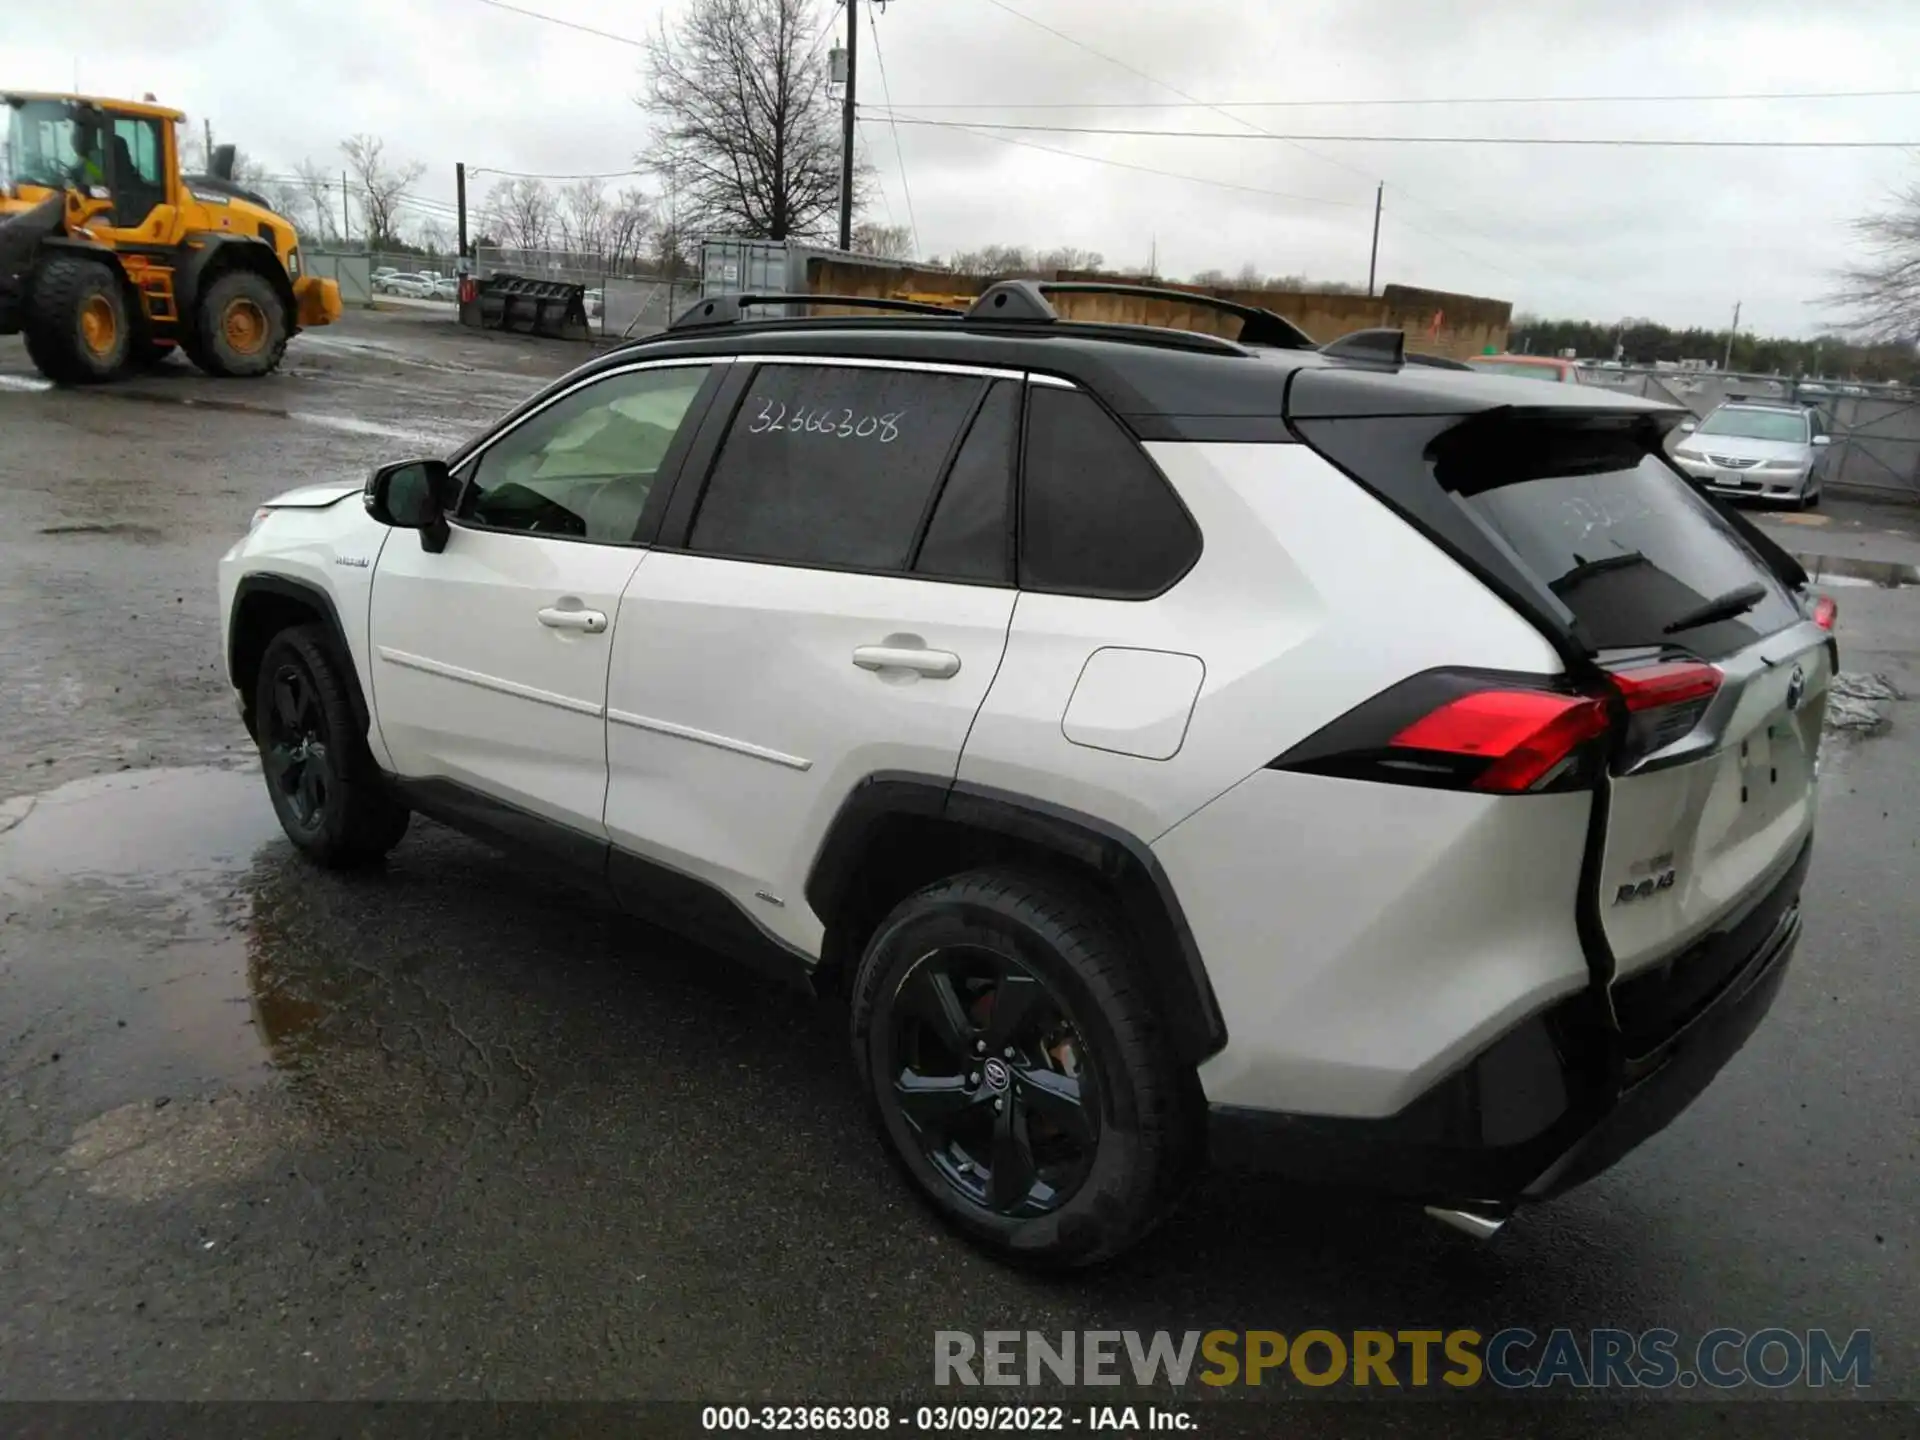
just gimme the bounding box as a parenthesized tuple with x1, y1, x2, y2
(365, 459, 453, 552)
(1812, 433, 1832, 447)
(1678, 419, 1697, 433)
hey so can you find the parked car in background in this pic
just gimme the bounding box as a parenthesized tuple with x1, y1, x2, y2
(1465, 353, 1582, 383)
(382, 273, 435, 299)
(431, 277, 461, 302)
(585, 288, 605, 318)
(1671, 402, 1830, 508)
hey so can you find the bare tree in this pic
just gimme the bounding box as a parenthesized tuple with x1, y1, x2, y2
(653, 175, 694, 277)
(556, 178, 613, 259)
(851, 222, 913, 260)
(605, 187, 658, 271)
(290, 159, 341, 244)
(340, 134, 426, 251)
(1035, 246, 1104, 274)
(642, 0, 849, 240)
(485, 176, 555, 256)
(1829, 178, 1920, 344)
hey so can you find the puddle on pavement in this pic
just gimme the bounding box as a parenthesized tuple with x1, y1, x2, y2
(0, 767, 327, 1093)
(1794, 552, 1920, 589)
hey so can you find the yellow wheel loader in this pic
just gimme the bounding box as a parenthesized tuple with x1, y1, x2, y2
(0, 92, 341, 383)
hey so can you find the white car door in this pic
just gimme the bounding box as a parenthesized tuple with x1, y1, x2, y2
(603, 360, 1022, 958)
(369, 360, 722, 835)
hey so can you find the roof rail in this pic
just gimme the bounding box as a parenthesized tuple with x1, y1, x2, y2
(1319, 327, 1406, 368)
(965, 280, 1316, 349)
(668, 293, 963, 332)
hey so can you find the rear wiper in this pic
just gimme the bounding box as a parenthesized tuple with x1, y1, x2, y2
(1663, 580, 1768, 635)
(1550, 550, 1650, 595)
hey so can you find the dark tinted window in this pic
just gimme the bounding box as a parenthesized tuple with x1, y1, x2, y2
(691, 365, 985, 570)
(464, 365, 712, 543)
(1020, 388, 1199, 597)
(914, 381, 1016, 583)
(1460, 454, 1801, 657)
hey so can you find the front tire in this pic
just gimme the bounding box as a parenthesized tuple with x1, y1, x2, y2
(189, 268, 289, 377)
(255, 624, 409, 867)
(23, 256, 131, 383)
(849, 868, 1200, 1268)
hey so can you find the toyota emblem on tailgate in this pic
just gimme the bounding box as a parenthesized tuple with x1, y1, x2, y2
(1786, 665, 1807, 712)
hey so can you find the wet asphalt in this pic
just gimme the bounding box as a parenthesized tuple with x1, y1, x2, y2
(2, 312, 1918, 1424)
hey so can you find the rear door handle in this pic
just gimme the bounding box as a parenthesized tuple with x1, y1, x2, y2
(852, 645, 961, 679)
(537, 606, 608, 634)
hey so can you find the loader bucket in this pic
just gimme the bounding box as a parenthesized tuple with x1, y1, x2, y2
(471, 272, 590, 341)
(0, 194, 67, 332)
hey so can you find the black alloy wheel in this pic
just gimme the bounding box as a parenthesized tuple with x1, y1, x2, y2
(262, 657, 332, 835)
(881, 945, 1100, 1218)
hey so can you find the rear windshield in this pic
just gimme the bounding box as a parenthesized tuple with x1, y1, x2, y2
(1458, 454, 1801, 658)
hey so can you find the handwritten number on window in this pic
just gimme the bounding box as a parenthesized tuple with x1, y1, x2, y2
(747, 397, 904, 443)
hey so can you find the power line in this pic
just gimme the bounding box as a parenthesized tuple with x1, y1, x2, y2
(461, 0, 647, 48)
(875, 115, 1920, 149)
(470, 166, 648, 181)
(968, 0, 1525, 287)
(873, 86, 1920, 112)
(856, 121, 899, 228)
(900, 116, 1368, 209)
(867, 7, 921, 259)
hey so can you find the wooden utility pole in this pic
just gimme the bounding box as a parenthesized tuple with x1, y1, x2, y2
(342, 170, 351, 245)
(838, 0, 858, 251)
(204, 118, 214, 167)
(456, 162, 469, 260)
(1721, 300, 1742, 372)
(1367, 182, 1383, 298)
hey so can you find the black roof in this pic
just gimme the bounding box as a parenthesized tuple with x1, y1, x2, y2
(555, 306, 1676, 445)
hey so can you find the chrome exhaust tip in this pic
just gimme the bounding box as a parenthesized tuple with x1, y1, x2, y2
(1424, 1204, 1509, 1241)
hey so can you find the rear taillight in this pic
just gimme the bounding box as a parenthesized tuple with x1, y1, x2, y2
(1269, 669, 1613, 795)
(1607, 660, 1722, 711)
(1391, 689, 1610, 793)
(1271, 660, 1726, 795)
(1813, 594, 1837, 631)
(1607, 659, 1722, 763)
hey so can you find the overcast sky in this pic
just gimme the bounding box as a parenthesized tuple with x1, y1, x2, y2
(12, 0, 1919, 336)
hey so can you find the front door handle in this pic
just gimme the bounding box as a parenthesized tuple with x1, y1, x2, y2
(537, 606, 608, 634)
(852, 645, 961, 679)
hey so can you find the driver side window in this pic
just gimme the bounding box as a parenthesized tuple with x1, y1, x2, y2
(460, 364, 713, 544)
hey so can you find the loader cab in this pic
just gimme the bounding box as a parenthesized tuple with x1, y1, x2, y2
(2, 93, 175, 233)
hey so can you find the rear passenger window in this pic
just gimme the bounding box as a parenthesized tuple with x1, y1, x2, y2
(1020, 388, 1200, 597)
(913, 381, 1016, 584)
(690, 365, 986, 571)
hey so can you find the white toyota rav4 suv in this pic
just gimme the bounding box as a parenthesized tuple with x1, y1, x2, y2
(219, 282, 1835, 1267)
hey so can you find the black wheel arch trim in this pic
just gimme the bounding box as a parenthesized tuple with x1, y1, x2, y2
(805, 771, 1228, 1065)
(228, 574, 370, 741)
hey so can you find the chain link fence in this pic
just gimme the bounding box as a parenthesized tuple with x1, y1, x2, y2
(1580, 367, 1920, 504)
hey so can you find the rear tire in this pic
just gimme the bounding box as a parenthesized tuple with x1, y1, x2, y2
(255, 624, 410, 868)
(849, 867, 1201, 1269)
(188, 268, 289, 377)
(22, 255, 130, 384)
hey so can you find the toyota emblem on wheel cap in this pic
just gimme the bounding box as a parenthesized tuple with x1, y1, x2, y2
(982, 1058, 1011, 1092)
